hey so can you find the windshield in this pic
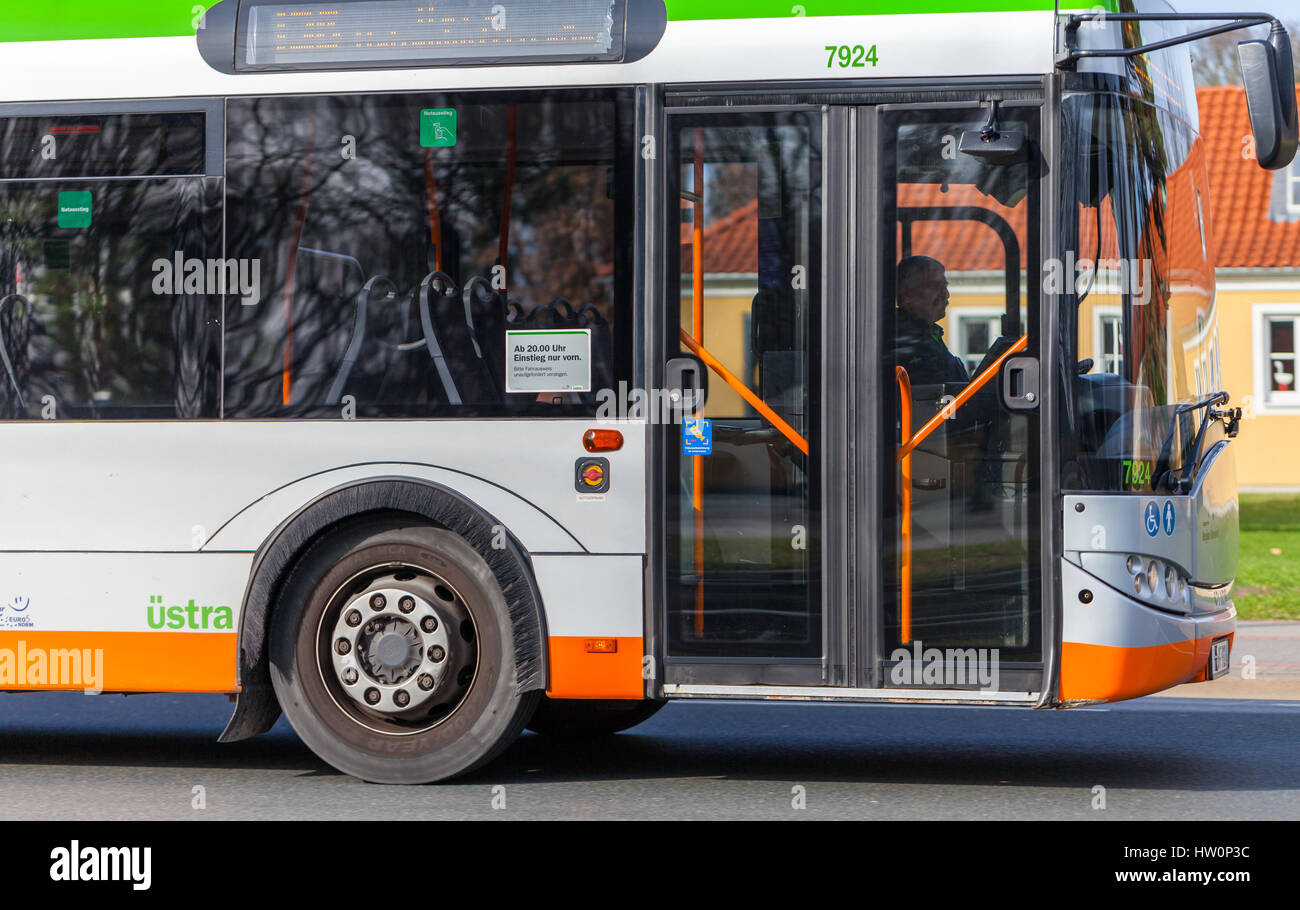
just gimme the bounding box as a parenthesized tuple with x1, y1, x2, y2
(1059, 89, 1220, 493)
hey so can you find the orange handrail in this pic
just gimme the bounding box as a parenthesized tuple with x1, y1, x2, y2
(897, 334, 1029, 463)
(678, 329, 811, 456)
(691, 130, 706, 638)
(896, 366, 913, 644)
(282, 118, 317, 406)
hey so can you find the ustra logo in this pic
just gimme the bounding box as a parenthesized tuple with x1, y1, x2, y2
(146, 595, 233, 630)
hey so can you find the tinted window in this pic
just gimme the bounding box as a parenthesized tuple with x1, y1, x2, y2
(0, 178, 222, 420)
(0, 112, 206, 180)
(223, 89, 634, 418)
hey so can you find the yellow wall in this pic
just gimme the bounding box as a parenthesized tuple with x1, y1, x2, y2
(1219, 288, 1300, 489)
(681, 289, 754, 419)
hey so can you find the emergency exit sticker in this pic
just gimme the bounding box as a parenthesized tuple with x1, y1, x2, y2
(57, 191, 92, 228)
(420, 109, 457, 147)
(506, 329, 591, 394)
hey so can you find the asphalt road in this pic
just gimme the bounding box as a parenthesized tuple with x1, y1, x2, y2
(0, 692, 1297, 820)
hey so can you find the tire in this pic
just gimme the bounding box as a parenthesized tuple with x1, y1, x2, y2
(269, 518, 540, 784)
(526, 697, 666, 738)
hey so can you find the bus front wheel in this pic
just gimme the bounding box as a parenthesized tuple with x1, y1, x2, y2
(269, 519, 539, 784)
(526, 697, 666, 738)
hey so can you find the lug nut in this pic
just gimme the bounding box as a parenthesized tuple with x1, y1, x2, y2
(421, 616, 438, 633)
(370, 593, 387, 611)
(346, 610, 363, 627)
(335, 639, 351, 655)
(364, 688, 381, 705)
(418, 674, 435, 690)
(428, 645, 446, 662)
(342, 668, 358, 685)
(394, 690, 411, 707)
(399, 596, 416, 614)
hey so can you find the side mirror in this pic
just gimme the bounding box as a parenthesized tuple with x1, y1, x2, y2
(1238, 23, 1299, 170)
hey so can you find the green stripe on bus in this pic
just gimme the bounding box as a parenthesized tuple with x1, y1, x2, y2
(0, 1, 215, 42)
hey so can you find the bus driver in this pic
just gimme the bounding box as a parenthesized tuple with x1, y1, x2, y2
(894, 255, 970, 388)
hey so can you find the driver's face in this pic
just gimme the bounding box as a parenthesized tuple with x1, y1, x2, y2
(902, 267, 950, 324)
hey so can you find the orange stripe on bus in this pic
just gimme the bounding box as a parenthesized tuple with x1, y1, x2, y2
(546, 636, 644, 699)
(0, 631, 237, 694)
(1059, 633, 1232, 703)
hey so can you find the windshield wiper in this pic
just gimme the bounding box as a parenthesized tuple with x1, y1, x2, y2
(1151, 391, 1231, 493)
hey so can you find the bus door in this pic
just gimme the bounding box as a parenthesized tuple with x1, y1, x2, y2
(874, 102, 1043, 693)
(658, 107, 833, 687)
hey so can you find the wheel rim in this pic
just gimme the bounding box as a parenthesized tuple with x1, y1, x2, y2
(315, 563, 479, 736)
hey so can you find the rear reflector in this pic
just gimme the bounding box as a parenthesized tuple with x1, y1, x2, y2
(583, 430, 624, 452)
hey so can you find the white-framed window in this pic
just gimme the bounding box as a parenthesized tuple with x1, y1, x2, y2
(1092, 305, 1124, 374)
(1288, 158, 1300, 218)
(1253, 304, 1300, 412)
(950, 308, 1027, 376)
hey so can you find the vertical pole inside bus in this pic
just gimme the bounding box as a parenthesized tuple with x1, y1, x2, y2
(499, 107, 516, 293)
(282, 116, 317, 407)
(691, 129, 706, 638)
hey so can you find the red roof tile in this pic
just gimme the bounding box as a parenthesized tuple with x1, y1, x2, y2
(1199, 84, 1300, 269)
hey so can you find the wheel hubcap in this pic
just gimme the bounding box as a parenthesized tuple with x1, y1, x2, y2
(324, 570, 476, 725)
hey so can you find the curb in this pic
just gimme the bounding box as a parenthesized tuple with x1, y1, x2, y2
(1150, 676, 1300, 700)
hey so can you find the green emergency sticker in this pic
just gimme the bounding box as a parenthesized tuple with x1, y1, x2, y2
(421, 109, 457, 148)
(57, 191, 92, 228)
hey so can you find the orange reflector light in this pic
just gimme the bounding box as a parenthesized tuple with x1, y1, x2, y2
(584, 638, 618, 654)
(583, 430, 624, 452)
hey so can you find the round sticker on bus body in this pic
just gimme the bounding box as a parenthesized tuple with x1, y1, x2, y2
(1163, 500, 1176, 536)
(1144, 501, 1161, 538)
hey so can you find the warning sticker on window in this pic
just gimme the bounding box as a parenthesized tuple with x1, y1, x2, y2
(420, 109, 457, 147)
(506, 329, 592, 394)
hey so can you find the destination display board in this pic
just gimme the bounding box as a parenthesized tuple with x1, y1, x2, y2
(239, 0, 625, 70)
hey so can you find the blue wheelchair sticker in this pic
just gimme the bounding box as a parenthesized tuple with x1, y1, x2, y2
(683, 418, 712, 456)
(1163, 500, 1176, 536)
(1144, 501, 1160, 538)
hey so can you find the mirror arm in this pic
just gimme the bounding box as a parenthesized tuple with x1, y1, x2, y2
(1058, 12, 1279, 68)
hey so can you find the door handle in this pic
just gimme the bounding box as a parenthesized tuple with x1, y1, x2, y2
(1002, 356, 1039, 411)
(666, 355, 708, 416)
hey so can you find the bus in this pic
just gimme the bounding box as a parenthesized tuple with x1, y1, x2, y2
(0, 1, 1294, 784)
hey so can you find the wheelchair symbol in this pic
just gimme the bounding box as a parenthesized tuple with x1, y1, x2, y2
(1144, 502, 1160, 537)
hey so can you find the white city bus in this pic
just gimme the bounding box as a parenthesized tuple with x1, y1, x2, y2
(0, 1, 1293, 783)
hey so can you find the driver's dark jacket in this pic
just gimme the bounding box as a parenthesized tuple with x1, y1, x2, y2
(894, 308, 970, 388)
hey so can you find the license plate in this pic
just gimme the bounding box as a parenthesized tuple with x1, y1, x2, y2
(1210, 637, 1231, 680)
